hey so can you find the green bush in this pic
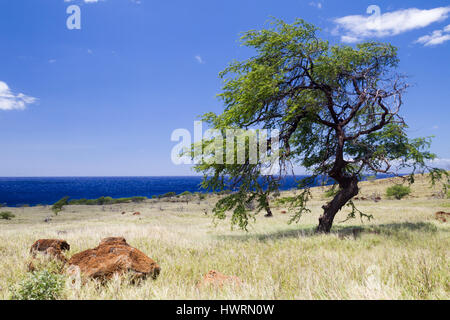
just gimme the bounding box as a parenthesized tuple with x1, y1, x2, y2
(197, 193, 206, 200)
(0, 211, 15, 220)
(324, 187, 339, 198)
(158, 192, 176, 199)
(51, 196, 70, 215)
(275, 196, 296, 206)
(68, 196, 147, 206)
(10, 270, 65, 300)
(386, 185, 411, 200)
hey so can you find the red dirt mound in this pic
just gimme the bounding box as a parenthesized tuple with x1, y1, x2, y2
(133, 212, 141, 216)
(196, 270, 241, 288)
(28, 239, 70, 268)
(435, 211, 450, 223)
(30, 239, 70, 253)
(68, 237, 160, 281)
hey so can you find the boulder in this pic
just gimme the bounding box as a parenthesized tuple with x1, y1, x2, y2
(196, 270, 241, 288)
(435, 211, 450, 223)
(68, 237, 160, 281)
(28, 239, 70, 270)
(30, 239, 70, 253)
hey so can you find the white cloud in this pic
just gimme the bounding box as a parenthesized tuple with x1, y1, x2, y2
(309, 2, 322, 9)
(195, 55, 205, 64)
(334, 6, 450, 43)
(428, 158, 450, 170)
(415, 24, 450, 46)
(0, 81, 37, 111)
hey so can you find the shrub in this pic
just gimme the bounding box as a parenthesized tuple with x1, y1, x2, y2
(197, 193, 206, 200)
(386, 185, 411, 200)
(275, 196, 296, 206)
(68, 196, 147, 206)
(159, 192, 176, 199)
(0, 211, 15, 220)
(51, 196, 70, 215)
(10, 270, 65, 300)
(324, 187, 339, 198)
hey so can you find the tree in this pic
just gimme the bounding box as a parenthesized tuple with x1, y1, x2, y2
(51, 196, 69, 216)
(191, 19, 448, 233)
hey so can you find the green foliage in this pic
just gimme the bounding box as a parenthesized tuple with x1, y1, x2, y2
(10, 270, 65, 300)
(324, 187, 339, 198)
(0, 211, 15, 220)
(158, 192, 176, 199)
(68, 196, 147, 205)
(194, 192, 207, 200)
(274, 196, 296, 206)
(180, 191, 192, 196)
(386, 185, 411, 200)
(190, 18, 446, 231)
(51, 196, 69, 216)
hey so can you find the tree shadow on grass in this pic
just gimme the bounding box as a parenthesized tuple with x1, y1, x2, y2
(215, 222, 439, 242)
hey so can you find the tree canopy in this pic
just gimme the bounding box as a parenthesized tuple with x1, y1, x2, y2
(192, 19, 448, 233)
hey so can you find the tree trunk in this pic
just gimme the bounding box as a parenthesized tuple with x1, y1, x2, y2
(317, 176, 359, 233)
(264, 198, 273, 217)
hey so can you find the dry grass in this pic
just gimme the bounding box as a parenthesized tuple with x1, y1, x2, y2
(0, 174, 449, 300)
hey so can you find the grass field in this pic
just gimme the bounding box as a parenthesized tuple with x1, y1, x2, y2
(0, 174, 449, 300)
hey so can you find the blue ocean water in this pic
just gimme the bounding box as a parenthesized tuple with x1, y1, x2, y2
(0, 176, 307, 207)
(0, 175, 393, 207)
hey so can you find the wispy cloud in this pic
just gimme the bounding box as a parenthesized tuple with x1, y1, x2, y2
(195, 55, 205, 64)
(309, 2, 322, 9)
(415, 24, 450, 46)
(0, 81, 37, 111)
(428, 158, 450, 170)
(334, 6, 450, 43)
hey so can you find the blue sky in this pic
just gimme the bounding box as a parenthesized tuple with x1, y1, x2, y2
(0, 0, 449, 176)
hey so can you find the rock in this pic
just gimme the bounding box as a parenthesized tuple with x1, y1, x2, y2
(30, 239, 70, 254)
(196, 270, 241, 288)
(68, 237, 160, 281)
(29, 239, 70, 267)
(435, 211, 450, 223)
(99, 236, 129, 246)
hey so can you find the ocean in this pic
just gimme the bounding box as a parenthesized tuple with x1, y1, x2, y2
(0, 176, 306, 207)
(0, 175, 392, 207)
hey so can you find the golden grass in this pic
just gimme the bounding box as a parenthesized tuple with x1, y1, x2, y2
(0, 174, 449, 300)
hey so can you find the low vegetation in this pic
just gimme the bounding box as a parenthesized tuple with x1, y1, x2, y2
(0, 212, 15, 220)
(386, 185, 412, 200)
(68, 196, 147, 206)
(0, 174, 448, 300)
(51, 196, 69, 216)
(9, 270, 65, 300)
